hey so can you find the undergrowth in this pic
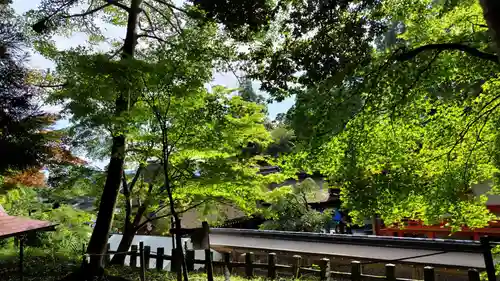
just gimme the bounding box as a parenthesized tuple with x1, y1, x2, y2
(0, 248, 303, 281)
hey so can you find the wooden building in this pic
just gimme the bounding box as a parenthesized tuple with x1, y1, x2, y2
(376, 181, 500, 241)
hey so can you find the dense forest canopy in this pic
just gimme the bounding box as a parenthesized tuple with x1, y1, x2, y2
(2, 0, 500, 279)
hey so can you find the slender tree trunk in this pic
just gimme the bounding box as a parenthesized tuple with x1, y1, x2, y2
(175, 218, 189, 281)
(480, 0, 500, 60)
(110, 199, 149, 265)
(86, 135, 126, 274)
(86, 0, 143, 274)
(109, 224, 135, 265)
(159, 132, 189, 281)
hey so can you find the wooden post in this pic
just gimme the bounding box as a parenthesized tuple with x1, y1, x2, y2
(130, 245, 138, 268)
(186, 249, 195, 272)
(292, 255, 302, 279)
(423, 266, 435, 281)
(468, 269, 481, 281)
(245, 252, 254, 278)
(319, 258, 330, 281)
(139, 241, 146, 281)
(105, 243, 111, 265)
(19, 237, 24, 281)
(156, 247, 164, 271)
(385, 264, 396, 281)
(268, 253, 277, 279)
(481, 236, 497, 281)
(144, 246, 151, 269)
(205, 248, 214, 281)
(351, 261, 361, 281)
(171, 248, 179, 273)
(171, 217, 176, 249)
(223, 252, 231, 281)
(224, 252, 232, 274)
(81, 243, 86, 266)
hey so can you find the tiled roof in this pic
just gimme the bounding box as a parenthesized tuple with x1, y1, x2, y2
(0, 205, 56, 239)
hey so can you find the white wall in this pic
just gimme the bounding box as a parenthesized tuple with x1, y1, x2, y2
(472, 181, 500, 206)
(108, 234, 222, 270)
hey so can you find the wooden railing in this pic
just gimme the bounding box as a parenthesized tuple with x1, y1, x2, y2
(105, 243, 482, 281)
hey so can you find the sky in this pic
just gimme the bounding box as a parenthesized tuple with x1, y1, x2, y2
(11, 0, 295, 126)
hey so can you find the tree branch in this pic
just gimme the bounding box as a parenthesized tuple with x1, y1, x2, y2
(128, 164, 144, 193)
(59, 0, 129, 20)
(34, 83, 68, 88)
(151, 0, 188, 15)
(170, 165, 193, 182)
(395, 43, 498, 64)
(62, 3, 112, 18)
(137, 33, 167, 43)
(131, 182, 154, 228)
(391, 49, 442, 115)
(108, 46, 124, 60)
(424, 93, 500, 164)
(121, 171, 132, 226)
(135, 199, 208, 231)
(107, 0, 131, 12)
(143, 1, 182, 35)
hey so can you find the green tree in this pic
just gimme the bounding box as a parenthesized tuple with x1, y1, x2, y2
(0, 4, 56, 176)
(242, 0, 386, 102)
(261, 178, 332, 232)
(0, 187, 95, 256)
(271, 0, 500, 229)
(28, 0, 280, 273)
(110, 81, 278, 269)
(265, 126, 295, 157)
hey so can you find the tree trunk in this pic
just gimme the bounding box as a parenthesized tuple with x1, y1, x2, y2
(175, 218, 189, 281)
(86, 0, 143, 274)
(109, 222, 135, 265)
(480, 0, 500, 60)
(86, 135, 126, 272)
(110, 200, 149, 265)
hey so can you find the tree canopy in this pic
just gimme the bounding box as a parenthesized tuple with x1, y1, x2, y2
(277, 0, 500, 228)
(6, 0, 500, 278)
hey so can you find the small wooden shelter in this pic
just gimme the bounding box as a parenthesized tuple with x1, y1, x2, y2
(0, 204, 57, 280)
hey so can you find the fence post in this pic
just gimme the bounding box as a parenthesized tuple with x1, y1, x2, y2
(223, 252, 231, 281)
(224, 252, 232, 274)
(292, 255, 302, 279)
(171, 248, 179, 273)
(105, 243, 111, 265)
(144, 246, 151, 270)
(385, 264, 396, 281)
(468, 269, 481, 281)
(481, 236, 497, 281)
(245, 252, 255, 278)
(205, 249, 214, 281)
(139, 241, 146, 281)
(319, 258, 330, 281)
(268, 253, 277, 280)
(130, 245, 138, 268)
(351, 261, 361, 281)
(19, 237, 24, 281)
(156, 247, 164, 271)
(186, 249, 195, 272)
(423, 266, 434, 281)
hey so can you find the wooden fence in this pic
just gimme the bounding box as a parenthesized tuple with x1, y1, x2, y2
(105, 243, 482, 281)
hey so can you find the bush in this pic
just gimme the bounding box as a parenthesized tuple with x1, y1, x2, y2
(0, 248, 80, 281)
(0, 187, 94, 256)
(260, 178, 333, 232)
